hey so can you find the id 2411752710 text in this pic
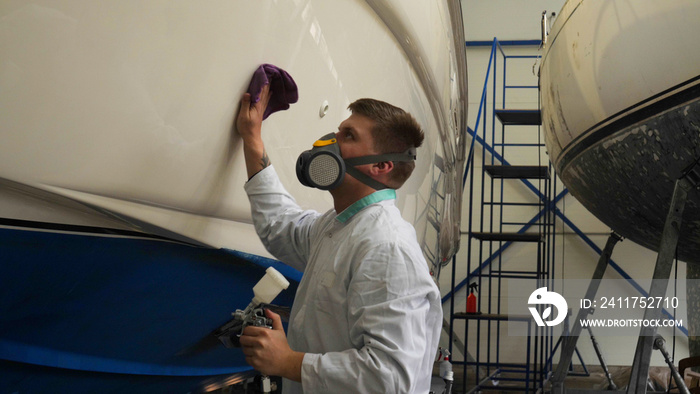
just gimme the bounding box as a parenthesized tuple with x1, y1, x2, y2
(580, 296, 679, 310)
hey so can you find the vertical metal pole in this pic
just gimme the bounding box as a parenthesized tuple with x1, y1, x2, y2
(550, 232, 623, 394)
(585, 325, 618, 390)
(539, 207, 544, 387)
(627, 177, 692, 393)
(527, 322, 532, 392)
(464, 319, 469, 392)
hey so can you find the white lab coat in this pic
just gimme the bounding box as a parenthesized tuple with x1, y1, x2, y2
(245, 166, 442, 393)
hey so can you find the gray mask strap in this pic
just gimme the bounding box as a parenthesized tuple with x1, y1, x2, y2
(345, 167, 390, 190)
(342, 148, 416, 190)
(343, 149, 416, 167)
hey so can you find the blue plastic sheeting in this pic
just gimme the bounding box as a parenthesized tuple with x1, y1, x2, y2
(0, 227, 299, 392)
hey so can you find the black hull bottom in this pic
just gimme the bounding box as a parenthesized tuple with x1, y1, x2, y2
(560, 96, 700, 264)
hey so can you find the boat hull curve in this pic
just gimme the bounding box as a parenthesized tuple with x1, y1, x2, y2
(541, 0, 700, 263)
(0, 0, 467, 390)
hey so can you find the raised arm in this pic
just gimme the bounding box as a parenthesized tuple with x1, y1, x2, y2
(238, 83, 317, 270)
(237, 84, 272, 179)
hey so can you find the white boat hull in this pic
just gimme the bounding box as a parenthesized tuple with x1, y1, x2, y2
(0, 1, 467, 390)
(541, 0, 700, 263)
(0, 0, 466, 264)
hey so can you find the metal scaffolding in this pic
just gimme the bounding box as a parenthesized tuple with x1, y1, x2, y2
(448, 38, 555, 393)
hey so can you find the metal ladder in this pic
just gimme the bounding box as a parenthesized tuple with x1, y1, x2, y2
(451, 38, 555, 393)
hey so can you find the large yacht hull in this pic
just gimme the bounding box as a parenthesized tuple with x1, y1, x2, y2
(0, 0, 467, 391)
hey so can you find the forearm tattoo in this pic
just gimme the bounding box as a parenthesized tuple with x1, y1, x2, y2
(260, 150, 271, 170)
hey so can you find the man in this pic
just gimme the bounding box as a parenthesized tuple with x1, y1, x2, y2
(237, 84, 442, 393)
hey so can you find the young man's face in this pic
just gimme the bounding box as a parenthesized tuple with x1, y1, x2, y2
(335, 113, 378, 161)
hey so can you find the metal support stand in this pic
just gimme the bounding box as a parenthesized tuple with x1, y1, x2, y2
(547, 310, 590, 377)
(547, 311, 616, 389)
(654, 335, 691, 394)
(548, 160, 700, 394)
(585, 324, 617, 390)
(550, 232, 623, 394)
(626, 176, 694, 393)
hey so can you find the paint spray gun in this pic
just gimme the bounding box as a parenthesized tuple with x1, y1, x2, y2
(177, 267, 290, 392)
(215, 267, 290, 393)
(216, 267, 290, 348)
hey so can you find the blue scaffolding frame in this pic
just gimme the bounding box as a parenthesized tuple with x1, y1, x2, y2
(449, 37, 554, 393)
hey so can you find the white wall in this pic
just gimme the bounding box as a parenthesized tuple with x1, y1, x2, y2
(439, 0, 689, 375)
(463, 0, 561, 41)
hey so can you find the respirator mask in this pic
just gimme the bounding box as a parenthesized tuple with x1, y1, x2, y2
(296, 133, 416, 190)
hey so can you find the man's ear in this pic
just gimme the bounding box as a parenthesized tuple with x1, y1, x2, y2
(371, 161, 394, 175)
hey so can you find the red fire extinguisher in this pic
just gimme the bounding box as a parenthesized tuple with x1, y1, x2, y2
(466, 283, 478, 313)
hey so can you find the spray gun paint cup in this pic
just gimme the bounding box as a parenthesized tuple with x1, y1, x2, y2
(252, 267, 290, 306)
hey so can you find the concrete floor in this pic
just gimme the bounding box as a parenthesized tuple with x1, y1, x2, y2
(443, 364, 682, 393)
(213, 364, 689, 393)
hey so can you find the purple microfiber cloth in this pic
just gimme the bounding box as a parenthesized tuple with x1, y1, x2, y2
(247, 63, 298, 120)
